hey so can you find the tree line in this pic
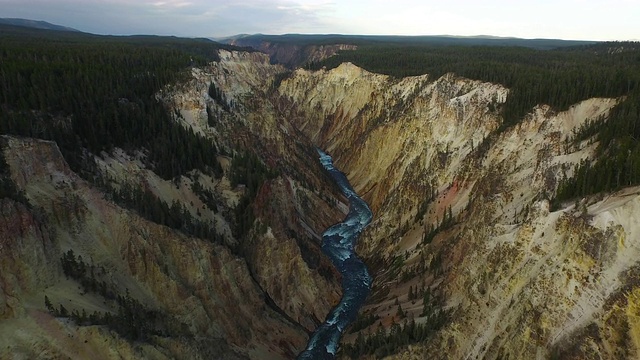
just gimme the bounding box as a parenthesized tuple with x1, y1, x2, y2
(341, 286, 450, 358)
(229, 151, 278, 238)
(553, 89, 640, 203)
(106, 181, 223, 244)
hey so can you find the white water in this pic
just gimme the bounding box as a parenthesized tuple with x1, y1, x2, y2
(297, 149, 373, 360)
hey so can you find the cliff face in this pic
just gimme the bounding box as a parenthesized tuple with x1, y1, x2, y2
(0, 48, 352, 359)
(227, 38, 357, 68)
(160, 49, 345, 331)
(279, 64, 509, 255)
(165, 52, 639, 358)
(0, 136, 310, 359)
(274, 59, 640, 359)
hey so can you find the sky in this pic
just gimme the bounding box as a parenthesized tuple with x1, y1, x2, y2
(1, 0, 639, 41)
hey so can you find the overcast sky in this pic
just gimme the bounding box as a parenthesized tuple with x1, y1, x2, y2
(1, 0, 639, 41)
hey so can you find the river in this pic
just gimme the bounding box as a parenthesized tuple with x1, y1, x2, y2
(297, 149, 373, 360)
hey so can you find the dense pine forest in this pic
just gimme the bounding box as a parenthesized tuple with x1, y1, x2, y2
(231, 34, 595, 51)
(311, 42, 640, 202)
(0, 24, 245, 179)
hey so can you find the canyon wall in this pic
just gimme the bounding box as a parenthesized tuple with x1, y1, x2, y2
(3, 48, 640, 360)
(275, 59, 640, 359)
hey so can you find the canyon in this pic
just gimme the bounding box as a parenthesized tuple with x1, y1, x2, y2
(2, 46, 640, 360)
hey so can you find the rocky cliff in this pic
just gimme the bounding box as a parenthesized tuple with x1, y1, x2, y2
(163, 50, 640, 358)
(0, 135, 313, 359)
(159, 50, 346, 331)
(273, 59, 640, 359)
(0, 49, 347, 360)
(228, 37, 357, 68)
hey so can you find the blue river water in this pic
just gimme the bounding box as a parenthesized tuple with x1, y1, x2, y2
(297, 149, 373, 360)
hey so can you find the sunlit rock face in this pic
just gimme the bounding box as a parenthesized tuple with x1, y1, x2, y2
(274, 59, 636, 359)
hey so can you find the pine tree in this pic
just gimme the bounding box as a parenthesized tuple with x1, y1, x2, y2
(44, 295, 53, 313)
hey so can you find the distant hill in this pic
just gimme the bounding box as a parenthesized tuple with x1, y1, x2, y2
(221, 33, 599, 68)
(222, 33, 597, 50)
(0, 18, 80, 32)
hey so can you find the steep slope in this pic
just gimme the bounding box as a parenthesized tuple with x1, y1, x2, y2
(159, 50, 640, 358)
(0, 48, 356, 359)
(271, 61, 640, 358)
(0, 136, 307, 359)
(0, 45, 355, 359)
(227, 37, 357, 68)
(160, 50, 346, 331)
(279, 63, 509, 254)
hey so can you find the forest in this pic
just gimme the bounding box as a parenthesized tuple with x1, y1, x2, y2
(0, 139, 28, 205)
(232, 33, 594, 50)
(0, 26, 284, 348)
(341, 286, 450, 358)
(0, 23, 291, 258)
(312, 42, 640, 125)
(0, 24, 235, 179)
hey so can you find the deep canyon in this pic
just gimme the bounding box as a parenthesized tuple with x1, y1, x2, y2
(2, 44, 640, 360)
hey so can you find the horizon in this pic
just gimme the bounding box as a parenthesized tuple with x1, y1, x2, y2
(1, 0, 639, 42)
(2, 18, 623, 43)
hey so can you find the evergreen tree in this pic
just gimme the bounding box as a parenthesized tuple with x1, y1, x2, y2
(44, 295, 53, 313)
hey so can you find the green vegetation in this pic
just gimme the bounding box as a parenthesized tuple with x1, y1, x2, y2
(229, 151, 278, 237)
(349, 312, 380, 334)
(341, 316, 448, 358)
(208, 81, 235, 113)
(341, 285, 450, 358)
(422, 206, 455, 245)
(47, 290, 171, 341)
(554, 90, 640, 203)
(55, 249, 185, 341)
(0, 25, 229, 180)
(235, 34, 594, 50)
(108, 182, 222, 243)
(271, 70, 293, 90)
(309, 40, 640, 204)
(191, 180, 218, 213)
(61, 249, 113, 298)
(0, 26, 241, 243)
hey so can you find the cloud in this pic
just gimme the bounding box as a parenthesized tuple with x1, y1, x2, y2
(152, 1, 193, 7)
(199, 0, 342, 36)
(0, 0, 638, 40)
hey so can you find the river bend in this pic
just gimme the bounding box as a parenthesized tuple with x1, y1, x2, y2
(297, 149, 373, 360)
